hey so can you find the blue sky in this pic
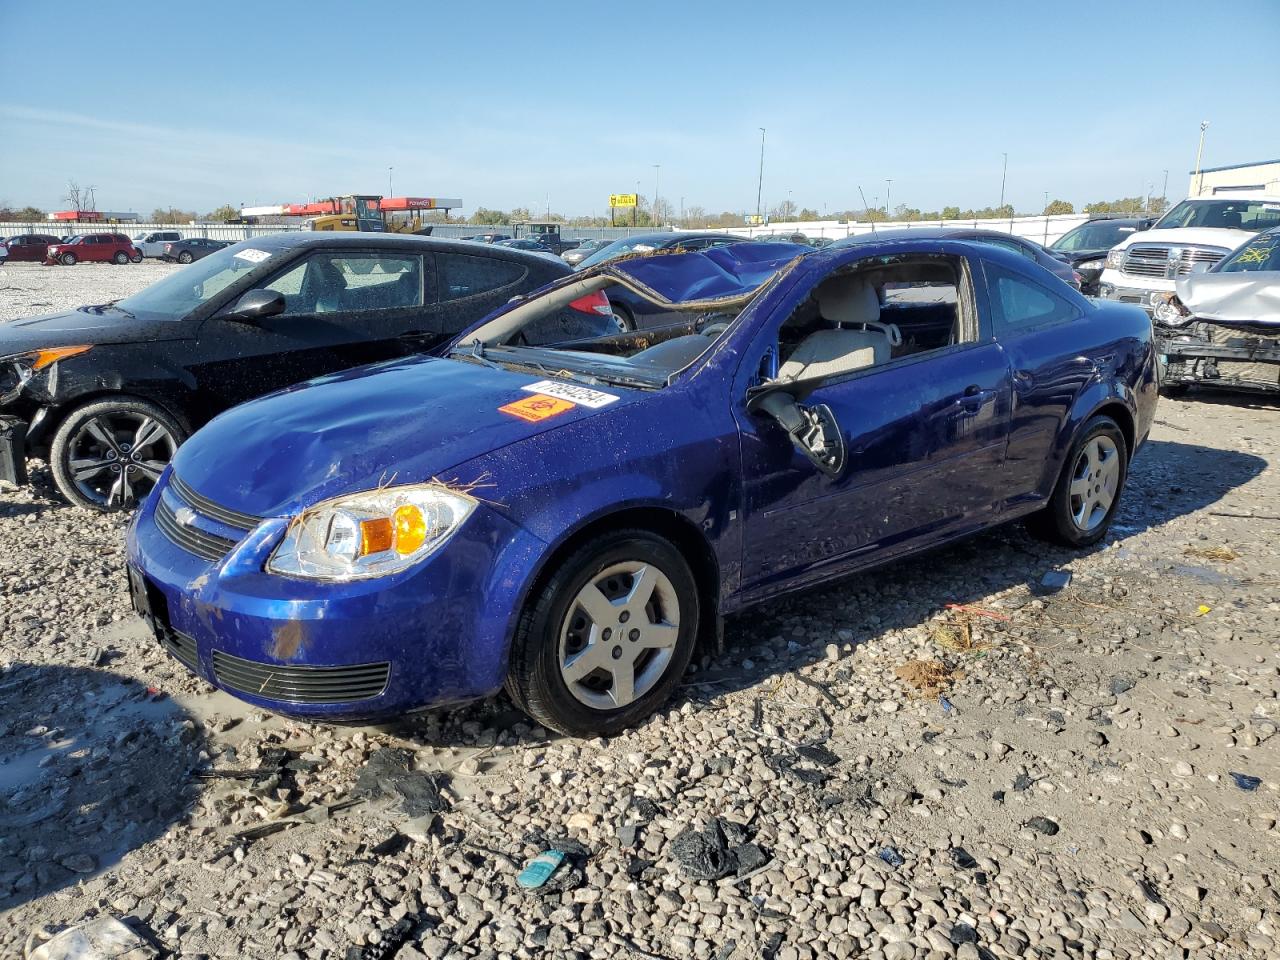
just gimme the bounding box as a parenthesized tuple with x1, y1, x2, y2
(1, 1, 1276, 217)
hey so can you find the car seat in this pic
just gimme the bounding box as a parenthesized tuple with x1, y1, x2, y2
(778, 275, 902, 380)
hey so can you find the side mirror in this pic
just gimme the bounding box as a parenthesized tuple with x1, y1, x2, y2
(222, 288, 285, 323)
(1189, 261, 1211, 275)
(748, 388, 847, 478)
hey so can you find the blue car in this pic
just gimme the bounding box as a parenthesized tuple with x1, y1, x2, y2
(126, 238, 1158, 736)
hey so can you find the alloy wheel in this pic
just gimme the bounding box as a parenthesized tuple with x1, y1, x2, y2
(557, 561, 680, 710)
(66, 413, 177, 509)
(1068, 434, 1120, 531)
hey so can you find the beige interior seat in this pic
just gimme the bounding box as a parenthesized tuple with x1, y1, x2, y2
(779, 274, 902, 380)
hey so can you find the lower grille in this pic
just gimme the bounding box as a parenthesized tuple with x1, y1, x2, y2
(155, 496, 238, 563)
(211, 650, 390, 704)
(161, 629, 199, 673)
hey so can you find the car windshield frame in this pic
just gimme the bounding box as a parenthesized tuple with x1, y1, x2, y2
(112, 243, 281, 320)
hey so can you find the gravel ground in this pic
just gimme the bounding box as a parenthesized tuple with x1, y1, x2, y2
(0, 260, 181, 320)
(1, 264, 1278, 959)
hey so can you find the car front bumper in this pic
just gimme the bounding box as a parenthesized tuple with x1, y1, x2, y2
(1158, 325, 1280, 393)
(1098, 270, 1172, 314)
(126, 472, 547, 721)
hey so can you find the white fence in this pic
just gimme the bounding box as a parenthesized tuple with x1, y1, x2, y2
(717, 213, 1094, 247)
(0, 221, 300, 242)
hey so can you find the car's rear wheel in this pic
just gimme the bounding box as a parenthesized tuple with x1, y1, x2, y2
(610, 302, 635, 332)
(112, 251, 127, 265)
(177, 251, 193, 264)
(50, 398, 187, 511)
(60, 253, 77, 266)
(506, 529, 699, 736)
(1027, 415, 1128, 548)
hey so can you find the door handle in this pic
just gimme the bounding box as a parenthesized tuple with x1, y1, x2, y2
(957, 385, 994, 409)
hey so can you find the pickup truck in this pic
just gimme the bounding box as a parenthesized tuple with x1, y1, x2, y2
(130, 230, 184, 258)
(1098, 196, 1280, 313)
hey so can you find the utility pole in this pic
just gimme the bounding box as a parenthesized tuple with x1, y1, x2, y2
(885, 179, 893, 219)
(1161, 169, 1169, 210)
(999, 153, 1007, 212)
(653, 164, 661, 227)
(1043, 191, 1049, 244)
(388, 167, 393, 197)
(1194, 121, 1210, 196)
(756, 128, 766, 224)
(680, 196, 685, 224)
(635, 179, 640, 227)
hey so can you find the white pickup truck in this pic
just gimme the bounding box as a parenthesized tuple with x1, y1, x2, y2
(130, 230, 183, 258)
(1098, 195, 1280, 313)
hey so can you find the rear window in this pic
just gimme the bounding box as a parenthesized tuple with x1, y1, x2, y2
(437, 253, 526, 300)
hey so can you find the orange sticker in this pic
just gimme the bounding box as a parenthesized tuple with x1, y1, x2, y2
(499, 393, 576, 422)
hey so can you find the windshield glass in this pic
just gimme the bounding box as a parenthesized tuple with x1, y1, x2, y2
(1215, 231, 1280, 273)
(114, 243, 276, 319)
(1154, 199, 1280, 233)
(1052, 221, 1136, 252)
(575, 236, 666, 270)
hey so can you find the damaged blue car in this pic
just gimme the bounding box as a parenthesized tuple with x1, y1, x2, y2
(126, 238, 1158, 735)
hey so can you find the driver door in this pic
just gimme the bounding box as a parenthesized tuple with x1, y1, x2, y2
(734, 251, 1012, 599)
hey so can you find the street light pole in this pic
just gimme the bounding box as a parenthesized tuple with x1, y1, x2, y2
(388, 167, 393, 197)
(999, 153, 1008, 212)
(1161, 169, 1169, 209)
(1043, 191, 1049, 244)
(885, 179, 892, 219)
(1194, 121, 1210, 196)
(653, 164, 661, 226)
(756, 128, 766, 224)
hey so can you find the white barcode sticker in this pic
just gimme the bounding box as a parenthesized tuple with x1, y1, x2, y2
(522, 379, 618, 408)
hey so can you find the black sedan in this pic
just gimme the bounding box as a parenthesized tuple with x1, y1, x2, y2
(1050, 217, 1152, 295)
(160, 237, 230, 263)
(0, 233, 605, 509)
(833, 228, 1082, 290)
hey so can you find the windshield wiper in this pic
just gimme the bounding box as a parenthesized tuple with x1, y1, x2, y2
(449, 340, 503, 372)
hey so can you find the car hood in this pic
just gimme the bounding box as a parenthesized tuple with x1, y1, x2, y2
(171, 354, 642, 518)
(1175, 271, 1280, 328)
(1056, 249, 1110, 265)
(1113, 227, 1254, 252)
(0, 306, 193, 354)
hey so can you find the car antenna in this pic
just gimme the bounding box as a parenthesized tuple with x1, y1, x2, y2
(858, 186, 876, 234)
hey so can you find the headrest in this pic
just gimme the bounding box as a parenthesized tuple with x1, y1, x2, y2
(817, 274, 880, 326)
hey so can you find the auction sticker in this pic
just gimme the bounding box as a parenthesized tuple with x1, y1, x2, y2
(499, 394, 576, 423)
(233, 248, 272, 264)
(521, 379, 618, 408)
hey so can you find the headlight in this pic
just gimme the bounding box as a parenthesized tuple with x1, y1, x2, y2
(266, 483, 476, 581)
(1078, 259, 1105, 272)
(1, 345, 93, 403)
(1151, 292, 1191, 326)
(1104, 249, 1125, 270)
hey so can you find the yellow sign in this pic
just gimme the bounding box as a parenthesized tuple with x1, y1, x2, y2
(609, 193, 638, 208)
(745, 214, 765, 225)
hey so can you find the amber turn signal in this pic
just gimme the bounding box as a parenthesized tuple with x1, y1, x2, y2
(30, 345, 93, 371)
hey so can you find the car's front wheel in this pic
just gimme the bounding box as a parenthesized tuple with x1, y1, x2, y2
(50, 398, 187, 511)
(506, 529, 699, 736)
(130, 251, 143, 264)
(1027, 415, 1128, 547)
(60, 253, 77, 266)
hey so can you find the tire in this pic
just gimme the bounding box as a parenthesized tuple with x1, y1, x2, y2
(130, 252, 143, 264)
(1027, 415, 1128, 548)
(50, 398, 188, 511)
(113, 251, 128, 265)
(61, 252, 77, 266)
(610, 302, 635, 332)
(177, 251, 193, 264)
(506, 529, 699, 737)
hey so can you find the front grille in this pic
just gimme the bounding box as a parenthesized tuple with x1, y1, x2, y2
(211, 650, 390, 704)
(160, 628, 199, 672)
(170, 474, 261, 531)
(1122, 245, 1171, 278)
(1176, 247, 1227, 276)
(155, 496, 238, 562)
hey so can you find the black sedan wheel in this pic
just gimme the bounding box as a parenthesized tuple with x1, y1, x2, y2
(1027, 415, 1128, 547)
(50, 398, 187, 511)
(60, 252, 77, 266)
(506, 529, 699, 736)
(177, 251, 193, 264)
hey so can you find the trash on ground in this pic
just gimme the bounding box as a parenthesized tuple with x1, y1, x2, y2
(1040, 570, 1073, 592)
(878, 846, 906, 868)
(894, 658, 964, 697)
(1025, 816, 1060, 836)
(1195, 604, 1212, 616)
(939, 695, 955, 715)
(27, 916, 158, 960)
(1110, 676, 1136, 696)
(944, 603, 1011, 621)
(670, 818, 767, 881)
(517, 850, 567, 889)
(949, 846, 977, 869)
(346, 917, 418, 960)
(350, 747, 450, 816)
(1183, 545, 1239, 562)
(1229, 771, 1262, 791)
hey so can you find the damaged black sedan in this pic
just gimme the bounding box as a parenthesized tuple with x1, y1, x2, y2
(0, 233, 605, 509)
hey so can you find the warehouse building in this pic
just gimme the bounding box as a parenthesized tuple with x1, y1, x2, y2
(1189, 159, 1280, 197)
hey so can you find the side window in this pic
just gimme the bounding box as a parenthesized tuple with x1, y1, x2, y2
(982, 237, 1035, 261)
(261, 253, 430, 316)
(985, 262, 1081, 335)
(436, 253, 526, 301)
